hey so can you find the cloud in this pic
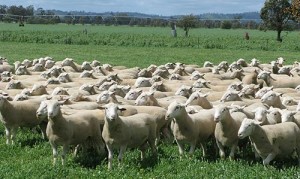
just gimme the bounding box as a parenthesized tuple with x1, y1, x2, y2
(1, 0, 265, 15)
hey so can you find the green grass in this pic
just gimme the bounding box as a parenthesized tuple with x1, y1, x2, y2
(1, 23, 300, 178)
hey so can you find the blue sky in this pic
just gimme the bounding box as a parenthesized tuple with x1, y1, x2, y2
(2, 0, 265, 15)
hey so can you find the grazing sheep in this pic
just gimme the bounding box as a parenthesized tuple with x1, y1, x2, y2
(0, 95, 46, 144)
(44, 100, 105, 165)
(166, 101, 215, 157)
(238, 118, 300, 166)
(100, 103, 157, 169)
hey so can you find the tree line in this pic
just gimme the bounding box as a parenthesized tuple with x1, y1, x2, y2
(0, 1, 299, 41)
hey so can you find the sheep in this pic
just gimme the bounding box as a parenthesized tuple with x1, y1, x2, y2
(214, 104, 247, 160)
(175, 85, 193, 98)
(238, 118, 300, 166)
(185, 91, 213, 109)
(29, 84, 48, 96)
(282, 96, 298, 106)
(0, 95, 46, 144)
(203, 61, 214, 67)
(134, 91, 186, 108)
(190, 71, 205, 80)
(79, 70, 97, 79)
(81, 61, 93, 71)
(253, 107, 277, 125)
(61, 58, 82, 72)
(96, 91, 120, 104)
(32, 63, 45, 72)
(239, 84, 260, 99)
(261, 91, 287, 109)
(51, 87, 69, 96)
(100, 103, 157, 169)
(255, 86, 273, 99)
(165, 101, 215, 157)
(124, 88, 143, 100)
(257, 70, 300, 88)
(0, 64, 14, 73)
(108, 84, 131, 98)
(57, 72, 72, 83)
(5, 80, 24, 90)
(43, 100, 105, 165)
(169, 73, 182, 80)
(98, 81, 117, 91)
(137, 68, 152, 78)
(281, 110, 299, 127)
(44, 59, 56, 69)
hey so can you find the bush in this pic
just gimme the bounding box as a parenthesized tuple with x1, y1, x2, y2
(221, 21, 232, 29)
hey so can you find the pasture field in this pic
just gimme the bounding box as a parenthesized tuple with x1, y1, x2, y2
(0, 23, 300, 178)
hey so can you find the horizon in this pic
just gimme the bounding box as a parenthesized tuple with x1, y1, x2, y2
(1, 0, 265, 16)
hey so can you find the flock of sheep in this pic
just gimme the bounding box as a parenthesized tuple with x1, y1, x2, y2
(1, 56, 300, 169)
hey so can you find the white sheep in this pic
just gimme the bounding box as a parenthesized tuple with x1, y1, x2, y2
(44, 100, 105, 165)
(214, 104, 247, 160)
(100, 103, 157, 169)
(166, 101, 215, 157)
(238, 118, 300, 166)
(0, 95, 46, 144)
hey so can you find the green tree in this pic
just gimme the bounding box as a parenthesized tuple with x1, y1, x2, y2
(177, 14, 197, 37)
(260, 0, 291, 42)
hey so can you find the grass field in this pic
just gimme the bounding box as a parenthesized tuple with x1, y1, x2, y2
(0, 23, 300, 178)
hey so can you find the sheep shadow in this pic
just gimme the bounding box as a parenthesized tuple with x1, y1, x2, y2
(74, 148, 107, 169)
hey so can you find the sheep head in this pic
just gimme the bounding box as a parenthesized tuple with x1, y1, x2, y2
(238, 118, 259, 139)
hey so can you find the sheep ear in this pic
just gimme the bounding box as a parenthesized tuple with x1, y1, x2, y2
(98, 106, 105, 110)
(118, 107, 126, 111)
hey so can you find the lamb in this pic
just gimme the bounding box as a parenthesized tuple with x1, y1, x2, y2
(43, 100, 105, 165)
(0, 95, 47, 144)
(166, 101, 215, 157)
(214, 104, 247, 160)
(100, 103, 157, 169)
(238, 118, 300, 166)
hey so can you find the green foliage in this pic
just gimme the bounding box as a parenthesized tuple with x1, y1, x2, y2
(177, 14, 198, 37)
(260, 0, 291, 41)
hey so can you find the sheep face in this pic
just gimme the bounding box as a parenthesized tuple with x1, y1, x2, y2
(255, 87, 273, 99)
(102, 103, 125, 121)
(261, 91, 282, 106)
(96, 91, 113, 104)
(33, 63, 44, 72)
(0, 95, 9, 107)
(15, 66, 29, 75)
(166, 101, 185, 119)
(190, 71, 204, 80)
(47, 100, 61, 119)
(58, 73, 71, 83)
(91, 60, 101, 67)
(150, 82, 163, 92)
(134, 77, 151, 88)
(21, 59, 32, 67)
(281, 110, 297, 123)
(134, 92, 154, 106)
(99, 81, 117, 91)
(257, 71, 270, 81)
(238, 118, 256, 139)
(51, 87, 68, 96)
(13, 94, 28, 101)
(193, 79, 210, 88)
(81, 62, 93, 71)
(61, 58, 74, 67)
(124, 89, 142, 100)
(169, 74, 181, 80)
(214, 105, 229, 122)
(30, 84, 47, 96)
(266, 107, 281, 123)
(36, 100, 48, 120)
(282, 97, 297, 106)
(79, 70, 93, 78)
(79, 84, 95, 93)
(253, 107, 267, 124)
(175, 86, 193, 98)
(6, 80, 22, 90)
(45, 60, 55, 69)
(220, 91, 240, 102)
(138, 69, 152, 77)
(185, 92, 208, 106)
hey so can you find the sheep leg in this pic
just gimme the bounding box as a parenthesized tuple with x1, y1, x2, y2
(5, 127, 11, 145)
(216, 140, 225, 159)
(176, 140, 184, 158)
(61, 144, 68, 166)
(118, 145, 127, 166)
(50, 142, 58, 166)
(39, 122, 48, 140)
(106, 144, 114, 170)
(200, 142, 207, 158)
(11, 127, 18, 145)
(263, 153, 276, 166)
(188, 143, 196, 156)
(229, 144, 237, 161)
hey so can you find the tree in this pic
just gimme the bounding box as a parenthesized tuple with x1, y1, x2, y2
(288, 0, 300, 22)
(260, 0, 291, 42)
(177, 14, 197, 37)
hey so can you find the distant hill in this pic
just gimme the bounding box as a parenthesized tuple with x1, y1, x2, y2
(40, 9, 260, 20)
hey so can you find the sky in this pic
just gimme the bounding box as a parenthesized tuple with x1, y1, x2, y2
(1, 0, 265, 16)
